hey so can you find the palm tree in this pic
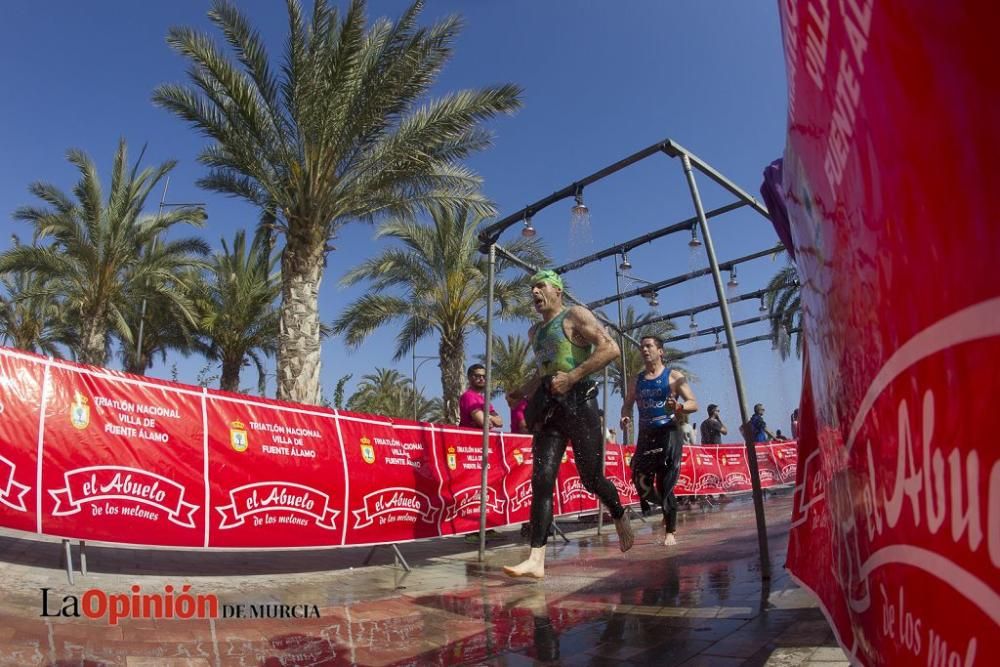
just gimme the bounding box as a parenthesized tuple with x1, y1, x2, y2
(115, 289, 200, 375)
(766, 263, 802, 360)
(193, 229, 280, 393)
(605, 304, 682, 399)
(0, 260, 70, 357)
(332, 205, 547, 424)
(346, 368, 438, 421)
(153, 0, 522, 405)
(0, 140, 208, 366)
(477, 334, 534, 398)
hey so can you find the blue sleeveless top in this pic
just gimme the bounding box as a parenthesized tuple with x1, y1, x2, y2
(636, 367, 674, 428)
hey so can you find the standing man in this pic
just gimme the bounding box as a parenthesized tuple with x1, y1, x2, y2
(504, 271, 633, 579)
(507, 391, 529, 434)
(700, 404, 728, 445)
(459, 364, 503, 429)
(620, 335, 698, 546)
(749, 403, 774, 442)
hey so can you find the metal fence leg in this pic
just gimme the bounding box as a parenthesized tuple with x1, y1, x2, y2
(79, 540, 87, 576)
(62, 539, 74, 585)
(391, 545, 411, 572)
(551, 520, 570, 544)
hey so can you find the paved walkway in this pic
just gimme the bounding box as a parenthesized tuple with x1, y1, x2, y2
(0, 492, 848, 666)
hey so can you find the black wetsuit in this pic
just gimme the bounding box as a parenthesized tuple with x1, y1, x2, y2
(631, 367, 685, 533)
(526, 309, 625, 547)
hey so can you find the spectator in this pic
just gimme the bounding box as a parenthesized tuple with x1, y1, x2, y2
(458, 364, 503, 429)
(700, 404, 728, 445)
(773, 429, 789, 442)
(790, 408, 800, 439)
(748, 403, 774, 442)
(507, 392, 528, 434)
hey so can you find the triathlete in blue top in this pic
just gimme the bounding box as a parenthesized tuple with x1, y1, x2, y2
(620, 335, 698, 546)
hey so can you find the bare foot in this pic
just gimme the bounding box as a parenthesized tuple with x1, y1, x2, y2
(503, 559, 545, 579)
(503, 546, 546, 579)
(614, 515, 635, 552)
(664, 532, 677, 546)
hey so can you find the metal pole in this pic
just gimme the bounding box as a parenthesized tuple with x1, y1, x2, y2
(478, 244, 496, 562)
(598, 365, 609, 535)
(614, 267, 630, 443)
(136, 177, 171, 366)
(681, 154, 771, 580)
(412, 346, 417, 421)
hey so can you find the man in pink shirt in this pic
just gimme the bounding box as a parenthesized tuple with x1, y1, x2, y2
(458, 364, 503, 429)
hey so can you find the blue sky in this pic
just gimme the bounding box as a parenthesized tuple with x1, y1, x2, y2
(0, 1, 800, 438)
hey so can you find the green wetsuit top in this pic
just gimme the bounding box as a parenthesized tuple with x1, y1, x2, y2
(532, 308, 592, 380)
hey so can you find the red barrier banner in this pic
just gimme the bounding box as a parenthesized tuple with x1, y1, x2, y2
(0, 348, 796, 551)
(434, 426, 508, 534)
(0, 352, 42, 532)
(555, 446, 599, 515)
(205, 395, 343, 548)
(337, 412, 441, 546)
(777, 0, 1000, 663)
(41, 365, 206, 547)
(501, 433, 533, 524)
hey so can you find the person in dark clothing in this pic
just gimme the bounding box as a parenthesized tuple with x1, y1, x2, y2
(699, 404, 728, 445)
(504, 271, 633, 579)
(620, 335, 699, 546)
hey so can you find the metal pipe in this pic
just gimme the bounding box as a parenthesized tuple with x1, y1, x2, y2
(478, 243, 497, 562)
(662, 314, 772, 345)
(587, 244, 784, 310)
(622, 284, 795, 332)
(598, 365, 609, 535)
(681, 153, 771, 580)
(671, 331, 800, 361)
(614, 267, 630, 443)
(665, 140, 771, 220)
(552, 201, 746, 274)
(478, 139, 673, 245)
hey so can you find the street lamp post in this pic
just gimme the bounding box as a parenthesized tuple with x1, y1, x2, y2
(411, 347, 438, 420)
(135, 176, 205, 367)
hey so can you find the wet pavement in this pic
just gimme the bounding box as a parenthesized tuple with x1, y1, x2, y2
(0, 491, 849, 666)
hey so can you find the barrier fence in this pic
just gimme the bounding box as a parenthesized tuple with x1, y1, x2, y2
(0, 347, 794, 549)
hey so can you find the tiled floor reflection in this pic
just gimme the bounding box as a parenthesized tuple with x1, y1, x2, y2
(0, 492, 849, 665)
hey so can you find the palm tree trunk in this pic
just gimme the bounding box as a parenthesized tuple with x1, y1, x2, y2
(220, 355, 242, 393)
(79, 312, 106, 366)
(439, 334, 466, 425)
(276, 234, 325, 405)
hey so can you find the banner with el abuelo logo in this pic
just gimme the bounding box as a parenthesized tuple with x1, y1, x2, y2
(0, 346, 795, 549)
(776, 0, 1000, 664)
(41, 362, 205, 547)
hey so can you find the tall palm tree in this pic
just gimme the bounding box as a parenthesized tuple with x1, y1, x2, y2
(766, 264, 802, 360)
(604, 304, 682, 399)
(115, 289, 200, 375)
(346, 368, 437, 421)
(153, 0, 522, 405)
(477, 334, 535, 398)
(332, 205, 547, 424)
(0, 261, 70, 357)
(194, 229, 280, 393)
(0, 140, 208, 366)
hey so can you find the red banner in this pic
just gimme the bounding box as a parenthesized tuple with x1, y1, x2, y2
(0, 348, 795, 551)
(777, 0, 1000, 663)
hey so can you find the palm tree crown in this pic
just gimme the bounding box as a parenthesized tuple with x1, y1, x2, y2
(766, 263, 802, 360)
(332, 205, 547, 423)
(153, 0, 522, 404)
(0, 139, 208, 366)
(194, 229, 281, 393)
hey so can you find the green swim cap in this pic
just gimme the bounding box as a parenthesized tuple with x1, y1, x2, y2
(530, 270, 563, 290)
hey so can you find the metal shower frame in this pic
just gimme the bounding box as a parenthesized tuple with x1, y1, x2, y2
(474, 138, 782, 582)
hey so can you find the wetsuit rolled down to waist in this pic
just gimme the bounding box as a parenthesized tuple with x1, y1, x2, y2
(526, 308, 626, 548)
(631, 367, 685, 533)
